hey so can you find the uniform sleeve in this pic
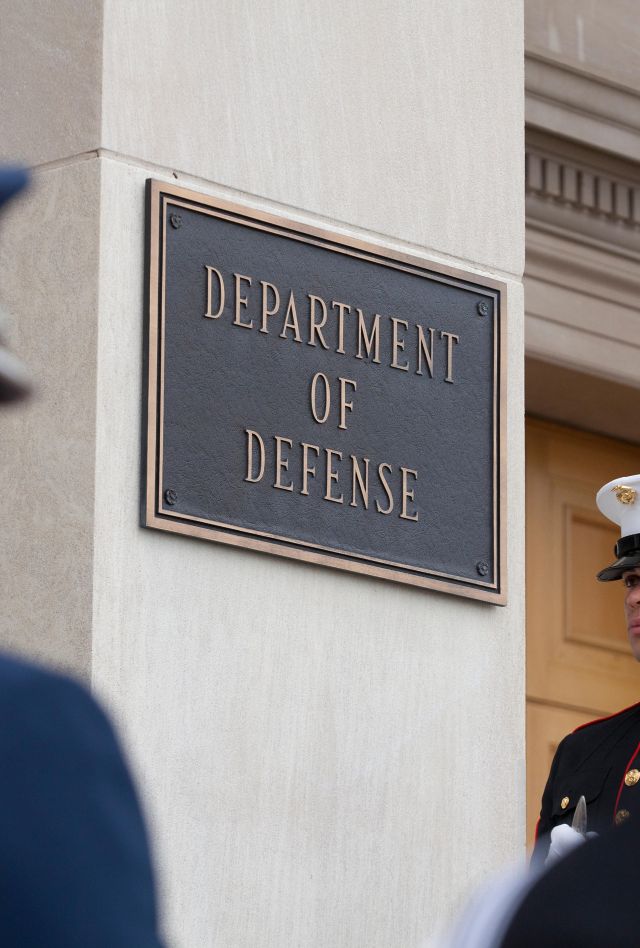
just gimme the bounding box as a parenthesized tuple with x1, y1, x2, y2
(0, 666, 164, 948)
(531, 734, 568, 868)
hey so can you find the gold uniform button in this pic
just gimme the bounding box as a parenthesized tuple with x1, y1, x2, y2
(625, 768, 640, 787)
(615, 809, 630, 825)
(560, 796, 570, 810)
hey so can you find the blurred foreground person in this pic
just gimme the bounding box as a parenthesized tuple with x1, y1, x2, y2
(501, 816, 640, 947)
(439, 818, 639, 947)
(0, 167, 164, 947)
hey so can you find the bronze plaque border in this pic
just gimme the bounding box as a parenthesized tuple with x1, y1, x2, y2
(143, 179, 508, 604)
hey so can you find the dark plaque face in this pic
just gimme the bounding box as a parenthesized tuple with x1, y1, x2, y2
(143, 180, 507, 603)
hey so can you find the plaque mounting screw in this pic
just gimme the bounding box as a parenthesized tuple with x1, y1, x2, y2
(169, 213, 182, 229)
(476, 560, 489, 577)
(164, 489, 178, 506)
(477, 300, 490, 317)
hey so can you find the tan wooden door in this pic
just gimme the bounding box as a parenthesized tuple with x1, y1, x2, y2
(526, 419, 640, 846)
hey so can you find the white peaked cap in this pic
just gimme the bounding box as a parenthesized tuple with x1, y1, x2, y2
(596, 474, 640, 581)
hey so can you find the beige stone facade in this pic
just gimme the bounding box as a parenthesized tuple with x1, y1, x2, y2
(18, 2, 640, 944)
(525, 1, 640, 419)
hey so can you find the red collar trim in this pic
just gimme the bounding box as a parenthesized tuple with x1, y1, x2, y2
(571, 700, 640, 734)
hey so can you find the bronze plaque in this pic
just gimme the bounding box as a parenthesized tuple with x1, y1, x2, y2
(143, 180, 507, 603)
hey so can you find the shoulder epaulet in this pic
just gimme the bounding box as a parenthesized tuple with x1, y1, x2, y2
(572, 700, 640, 734)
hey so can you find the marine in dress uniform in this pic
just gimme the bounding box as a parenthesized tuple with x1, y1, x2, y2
(437, 476, 640, 948)
(0, 167, 164, 946)
(533, 473, 640, 866)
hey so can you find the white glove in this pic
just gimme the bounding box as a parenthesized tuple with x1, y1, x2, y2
(545, 823, 597, 866)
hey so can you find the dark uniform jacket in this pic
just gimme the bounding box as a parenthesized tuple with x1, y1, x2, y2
(533, 699, 640, 865)
(0, 653, 164, 947)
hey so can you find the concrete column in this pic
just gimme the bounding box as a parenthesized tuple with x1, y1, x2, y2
(0, 3, 525, 946)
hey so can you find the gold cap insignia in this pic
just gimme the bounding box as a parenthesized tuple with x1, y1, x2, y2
(612, 485, 637, 505)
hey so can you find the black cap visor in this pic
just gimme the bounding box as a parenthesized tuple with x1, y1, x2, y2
(598, 554, 640, 582)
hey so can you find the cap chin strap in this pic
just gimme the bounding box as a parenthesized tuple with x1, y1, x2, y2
(597, 536, 640, 582)
(615, 534, 640, 558)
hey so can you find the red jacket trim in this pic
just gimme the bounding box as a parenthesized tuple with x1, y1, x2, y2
(571, 700, 640, 734)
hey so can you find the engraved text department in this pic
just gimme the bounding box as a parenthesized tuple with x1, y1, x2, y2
(203, 266, 463, 524)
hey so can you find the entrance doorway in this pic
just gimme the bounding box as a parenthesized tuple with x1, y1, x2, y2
(526, 418, 640, 845)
